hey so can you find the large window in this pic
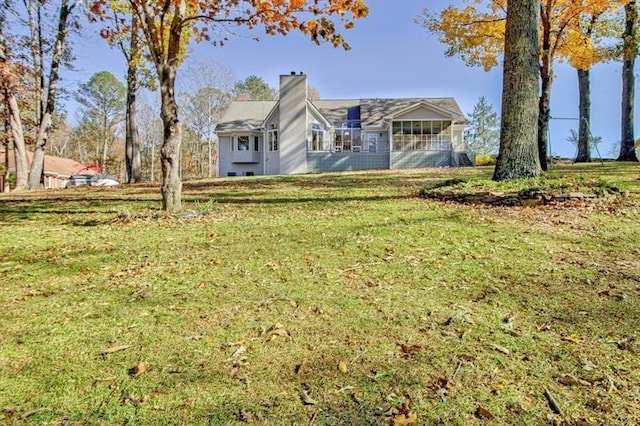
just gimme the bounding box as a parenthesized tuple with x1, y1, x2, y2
(268, 123, 278, 151)
(334, 121, 361, 152)
(309, 123, 327, 151)
(392, 120, 452, 151)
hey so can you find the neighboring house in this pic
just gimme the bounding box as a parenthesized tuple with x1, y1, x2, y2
(215, 72, 473, 177)
(1, 147, 100, 191)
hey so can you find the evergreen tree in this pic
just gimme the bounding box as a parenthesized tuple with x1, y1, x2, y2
(465, 96, 500, 155)
(233, 75, 277, 101)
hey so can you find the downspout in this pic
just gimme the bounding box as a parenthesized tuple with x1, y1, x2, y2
(263, 127, 266, 175)
(450, 121, 456, 167)
(388, 121, 393, 170)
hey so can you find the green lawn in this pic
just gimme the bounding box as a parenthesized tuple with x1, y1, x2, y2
(1, 163, 639, 425)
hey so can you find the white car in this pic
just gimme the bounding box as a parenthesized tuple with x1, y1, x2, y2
(90, 174, 120, 186)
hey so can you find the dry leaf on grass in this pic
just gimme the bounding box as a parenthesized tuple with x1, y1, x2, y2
(391, 399, 417, 425)
(490, 343, 510, 355)
(560, 334, 585, 344)
(301, 390, 318, 405)
(391, 412, 417, 426)
(398, 343, 422, 357)
(476, 404, 495, 420)
(129, 361, 146, 378)
(99, 345, 130, 356)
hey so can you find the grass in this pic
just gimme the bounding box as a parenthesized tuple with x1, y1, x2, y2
(1, 163, 639, 425)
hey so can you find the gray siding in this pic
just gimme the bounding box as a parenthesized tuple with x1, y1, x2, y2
(307, 152, 390, 172)
(391, 151, 452, 169)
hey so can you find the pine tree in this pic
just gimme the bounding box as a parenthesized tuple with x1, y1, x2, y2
(465, 96, 500, 155)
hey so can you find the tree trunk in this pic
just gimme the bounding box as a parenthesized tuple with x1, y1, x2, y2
(537, 2, 551, 171)
(125, 73, 142, 182)
(0, 24, 29, 191)
(125, 16, 142, 183)
(538, 65, 551, 169)
(493, 0, 541, 181)
(6, 90, 29, 190)
(619, 0, 638, 161)
(159, 63, 182, 212)
(28, 0, 74, 189)
(575, 68, 591, 163)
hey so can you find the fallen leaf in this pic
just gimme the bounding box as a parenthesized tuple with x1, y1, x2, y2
(491, 384, 505, 395)
(392, 399, 417, 425)
(490, 343, 510, 355)
(586, 399, 612, 413)
(398, 343, 422, 356)
(271, 328, 291, 339)
(580, 357, 596, 371)
(561, 334, 585, 344)
(432, 377, 453, 390)
(229, 345, 247, 360)
(301, 390, 317, 405)
(99, 345, 131, 356)
(391, 412, 417, 426)
(339, 361, 348, 373)
(476, 404, 495, 420)
(129, 361, 146, 378)
(558, 374, 590, 387)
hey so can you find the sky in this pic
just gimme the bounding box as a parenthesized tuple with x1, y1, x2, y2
(67, 0, 638, 159)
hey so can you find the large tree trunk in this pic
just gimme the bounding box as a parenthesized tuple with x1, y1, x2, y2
(125, 16, 142, 183)
(28, 0, 74, 189)
(493, 0, 541, 181)
(575, 68, 591, 163)
(159, 63, 182, 212)
(619, 0, 638, 161)
(7, 90, 29, 190)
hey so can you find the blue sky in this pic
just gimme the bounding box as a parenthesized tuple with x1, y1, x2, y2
(68, 0, 636, 159)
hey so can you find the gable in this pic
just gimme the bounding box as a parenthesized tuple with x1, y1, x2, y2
(395, 106, 449, 121)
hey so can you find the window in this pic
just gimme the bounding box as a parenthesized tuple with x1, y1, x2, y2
(391, 120, 452, 151)
(268, 123, 278, 151)
(254, 136, 260, 152)
(237, 136, 249, 151)
(333, 121, 361, 152)
(309, 123, 326, 151)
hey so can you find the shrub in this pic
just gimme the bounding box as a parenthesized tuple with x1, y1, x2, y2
(475, 154, 497, 166)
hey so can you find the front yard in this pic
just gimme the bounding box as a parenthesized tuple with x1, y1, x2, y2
(1, 163, 639, 424)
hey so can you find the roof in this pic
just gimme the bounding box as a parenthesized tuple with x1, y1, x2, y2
(4, 149, 98, 177)
(215, 97, 466, 132)
(359, 98, 466, 127)
(215, 101, 277, 132)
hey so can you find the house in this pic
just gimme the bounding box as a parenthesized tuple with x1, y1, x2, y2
(215, 72, 473, 177)
(1, 147, 101, 191)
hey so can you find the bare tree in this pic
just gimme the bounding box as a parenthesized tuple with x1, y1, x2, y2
(28, 0, 79, 189)
(178, 60, 234, 178)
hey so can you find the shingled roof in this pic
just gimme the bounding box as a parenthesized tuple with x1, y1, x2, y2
(215, 101, 277, 132)
(215, 97, 466, 132)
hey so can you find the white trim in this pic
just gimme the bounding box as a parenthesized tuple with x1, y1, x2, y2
(385, 101, 464, 123)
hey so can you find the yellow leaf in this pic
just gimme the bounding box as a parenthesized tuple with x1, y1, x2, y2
(339, 361, 348, 373)
(391, 412, 417, 426)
